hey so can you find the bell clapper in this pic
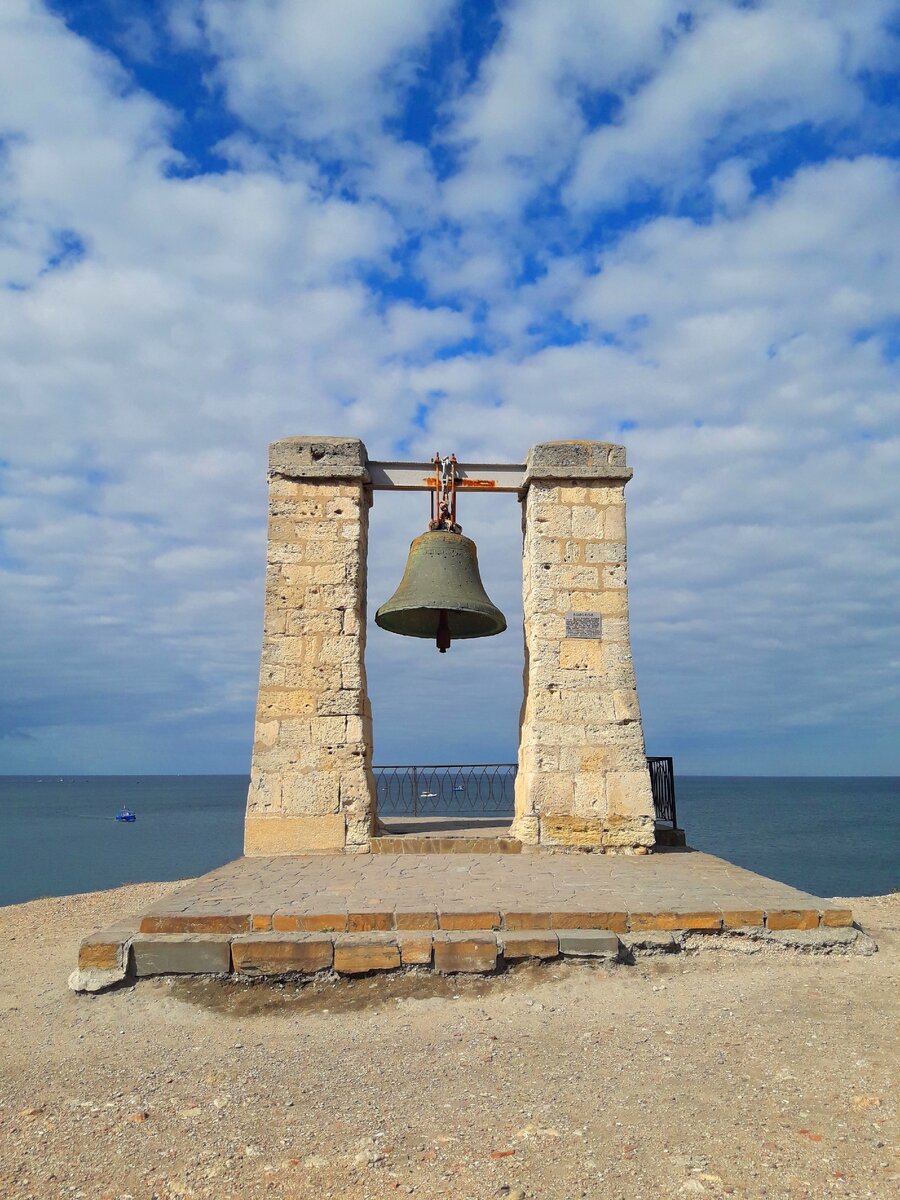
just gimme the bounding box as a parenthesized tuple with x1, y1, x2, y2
(437, 608, 451, 653)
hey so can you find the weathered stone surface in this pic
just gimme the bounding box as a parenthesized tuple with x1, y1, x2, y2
(68, 964, 129, 993)
(500, 931, 559, 960)
(394, 911, 439, 930)
(821, 908, 854, 927)
(513, 446, 655, 854)
(629, 911, 722, 932)
(620, 930, 680, 955)
(722, 910, 765, 928)
(245, 445, 376, 854)
(132, 934, 232, 976)
(78, 934, 128, 972)
(231, 934, 333, 975)
(503, 911, 552, 930)
(347, 912, 392, 932)
(272, 912, 347, 932)
(333, 934, 400, 974)
(398, 934, 434, 965)
(438, 911, 501, 930)
(244, 814, 346, 855)
(540, 815, 604, 849)
(433, 933, 498, 973)
(139, 914, 249, 935)
(557, 929, 619, 957)
(551, 910, 628, 933)
(268, 436, 369, 480)
(766, 909, 820, 931)
(524, 440, 630, 482)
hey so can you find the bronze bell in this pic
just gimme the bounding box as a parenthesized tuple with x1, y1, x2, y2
(375, 530, 507, 652)
(375, 451, 506, 653)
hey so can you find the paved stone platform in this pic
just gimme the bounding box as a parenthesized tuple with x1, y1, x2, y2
(70, 849, 859, 991)
(135, 848, 850, 932)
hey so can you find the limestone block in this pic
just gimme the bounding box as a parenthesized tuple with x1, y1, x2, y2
(433, 933, 498, 974)
(334, 934, 401, 974)
(530, 506, 572, 538)
(244, 814, 345, 855)
(253, 720, 279, 750)
(398, 934, 434, 965)
(509, 813, 539, 843)
(438, 911, 501, 931)
(285, 610, 343, 636)
(268, 436, 369, 481)
(280, 771, 340, 816)
(559, 640, 602, 672)
(581, 541, 625, 564)
(601, 815, 655, 848)
(612, 689, 641, 721)
(246, 770, 282, 814)
(525, 440, 629, 479)
(603, 505, 626, 541)
(528, 773, 575, 814)
(231, 934, 333, 975)
(630, 912, 722, 932)
(603, 564, 626, 588)
(519, 743, 560, 773)
(723, 910, 765, 928)
(573, 773, 608, 818)
(500, 931, 559, 960)
(316, 690, 364, 717)
(571, 505, 604, 538)
(821, 909, 854, 927)
(606, 770, 654, 818)
(766, 909, 820, 931)
(552, 911, 628, 932)
(556, 564, 600, 590)
(540, 815, 604, 849)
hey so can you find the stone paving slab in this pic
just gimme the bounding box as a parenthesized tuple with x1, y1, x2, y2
(134, 849, 852, 934)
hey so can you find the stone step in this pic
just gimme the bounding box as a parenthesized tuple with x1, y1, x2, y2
(370, 836, 523, 854)
(72, 926, 623, 987)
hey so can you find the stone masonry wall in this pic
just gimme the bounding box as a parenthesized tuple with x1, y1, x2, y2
(244, 438, 376, 855)
(511, 441, 655, 852)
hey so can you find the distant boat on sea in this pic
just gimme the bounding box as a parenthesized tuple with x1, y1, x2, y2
(116, 806, 136, 822)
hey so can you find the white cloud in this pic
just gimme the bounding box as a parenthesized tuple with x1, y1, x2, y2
(0, 0, 897, 774)
(168, 0, 455, 141)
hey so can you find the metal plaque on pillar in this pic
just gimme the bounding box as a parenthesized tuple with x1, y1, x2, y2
(564, 611, 602, 639)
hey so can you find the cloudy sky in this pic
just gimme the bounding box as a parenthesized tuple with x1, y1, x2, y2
(1, 0, 898, 776)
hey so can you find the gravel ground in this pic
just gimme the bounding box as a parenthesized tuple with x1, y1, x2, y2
(0, 883, 896, 1200)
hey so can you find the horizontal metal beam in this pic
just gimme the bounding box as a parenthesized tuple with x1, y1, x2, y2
(368, 461, 525, 493)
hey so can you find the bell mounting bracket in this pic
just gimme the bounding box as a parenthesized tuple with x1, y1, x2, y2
(428, 452, 461, 534)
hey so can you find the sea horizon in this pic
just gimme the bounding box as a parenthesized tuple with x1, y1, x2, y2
(3, 771, 898, 779)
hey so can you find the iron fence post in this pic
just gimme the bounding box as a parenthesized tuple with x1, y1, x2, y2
(411, 766, 417, 817)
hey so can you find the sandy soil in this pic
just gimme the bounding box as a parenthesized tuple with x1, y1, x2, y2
(0, 883, 896, 1200)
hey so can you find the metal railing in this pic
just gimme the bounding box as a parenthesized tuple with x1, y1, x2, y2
(374, 764, 516, 817)
(646, 756, 677, 826)
(373, 757, 678, 825)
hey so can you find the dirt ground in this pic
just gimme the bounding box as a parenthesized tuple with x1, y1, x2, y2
(0, 883, 896, 1200)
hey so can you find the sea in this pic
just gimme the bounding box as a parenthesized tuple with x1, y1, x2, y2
(0, 774, 897, 908)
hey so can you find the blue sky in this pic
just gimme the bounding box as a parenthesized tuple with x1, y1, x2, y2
(1, 0, 898, 775)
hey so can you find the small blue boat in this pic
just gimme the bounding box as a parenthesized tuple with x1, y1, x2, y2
(116, 806, 136, 822)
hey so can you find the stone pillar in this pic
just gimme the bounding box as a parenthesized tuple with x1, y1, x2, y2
(244, 437, 376, 855)
(512, 441, 655, 853)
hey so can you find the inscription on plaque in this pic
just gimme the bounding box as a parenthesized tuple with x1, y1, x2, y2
(565, 611, 602, 639)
